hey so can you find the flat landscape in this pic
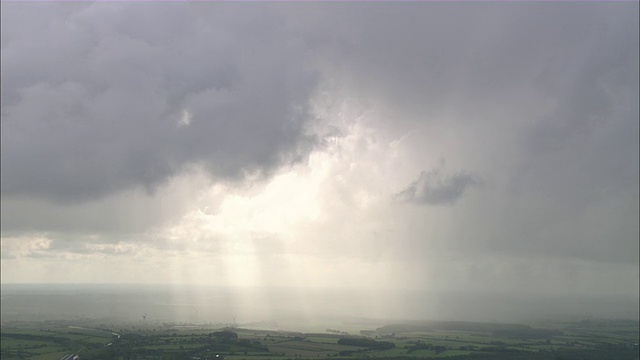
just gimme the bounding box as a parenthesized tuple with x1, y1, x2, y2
(2, 318, 638, 360)
(2, 286, 638, 359)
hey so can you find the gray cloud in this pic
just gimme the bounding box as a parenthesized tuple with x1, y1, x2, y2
(309, 2, 638, 265)
(1, 2, 637, 297)
(397, 165, 480, 205)
(1, 2, 318, 203)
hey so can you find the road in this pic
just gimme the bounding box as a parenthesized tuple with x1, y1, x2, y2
(59, 354, 78, 360)
(58, 326, 120, 359)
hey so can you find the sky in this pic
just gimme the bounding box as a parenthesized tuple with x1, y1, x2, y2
(1, 2, 638, 307)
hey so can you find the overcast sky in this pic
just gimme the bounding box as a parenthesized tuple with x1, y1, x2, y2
(1, 2, 638, 304)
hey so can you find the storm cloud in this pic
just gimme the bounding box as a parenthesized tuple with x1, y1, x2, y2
(1, 2, 318, 203)
(1, 1, 637, 312)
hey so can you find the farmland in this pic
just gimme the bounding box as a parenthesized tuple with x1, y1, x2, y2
(1, 318, 638, 359)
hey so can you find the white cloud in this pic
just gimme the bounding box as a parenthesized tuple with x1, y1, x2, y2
(1, 236, 52, 259)
(178, 109, 192, 127)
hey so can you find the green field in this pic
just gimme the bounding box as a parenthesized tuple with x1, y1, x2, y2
(2, 319, 638, 359)
(0, 325, 115, 360)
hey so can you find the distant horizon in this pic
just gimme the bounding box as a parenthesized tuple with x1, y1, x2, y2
(2, 284, 638, 324)
(2, 282, 638, 298)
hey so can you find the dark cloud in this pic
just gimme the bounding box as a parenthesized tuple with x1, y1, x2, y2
(1, 2, 318, 203)
(397, 165, 480, 205)
(306, 2, 638, 124)
(1, 1, 637, 291)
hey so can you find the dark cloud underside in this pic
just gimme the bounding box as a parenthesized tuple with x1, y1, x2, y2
(1, 3, 318, 203)
(397, 166, 480, 205)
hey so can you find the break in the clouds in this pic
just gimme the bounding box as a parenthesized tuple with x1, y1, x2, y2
(397, 163, 480, 205)
(1, 1, 638, 312)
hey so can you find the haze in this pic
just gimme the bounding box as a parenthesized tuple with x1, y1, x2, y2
(1, 2, 638, 324)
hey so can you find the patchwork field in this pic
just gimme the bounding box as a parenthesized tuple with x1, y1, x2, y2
(1, 319, 638, 359)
